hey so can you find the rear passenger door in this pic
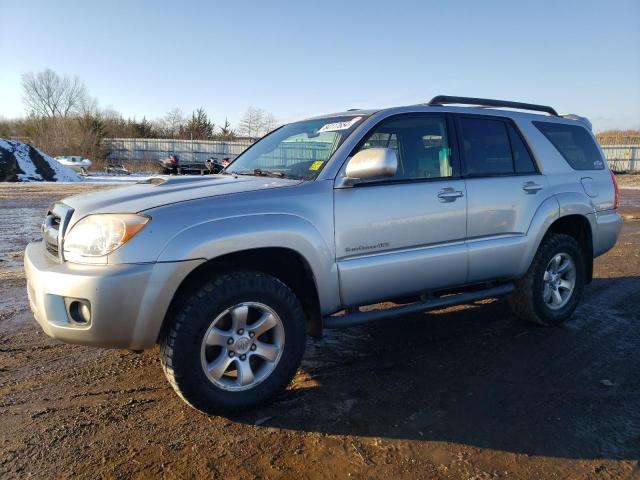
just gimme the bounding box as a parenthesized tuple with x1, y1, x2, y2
(455, 115, 549, 283)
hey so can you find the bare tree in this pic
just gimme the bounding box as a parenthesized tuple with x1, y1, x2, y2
(238, 107, 263, 139)
(262, 112, 279, 135)
(238, 107, 277, 138)
(79, 95, 99, 116)
(21, 69, 89, 118)
(162, 108, 186, 138)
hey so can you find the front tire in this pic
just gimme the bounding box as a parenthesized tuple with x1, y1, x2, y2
(509, 233, 585, 326)
(160, 270, 306, 414)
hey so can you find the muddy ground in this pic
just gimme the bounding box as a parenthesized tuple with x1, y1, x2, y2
(1, 181, 639, 480)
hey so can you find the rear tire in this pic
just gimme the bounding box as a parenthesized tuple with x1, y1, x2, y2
(160, 270, 306, 414)
(509, 233, 585, 326)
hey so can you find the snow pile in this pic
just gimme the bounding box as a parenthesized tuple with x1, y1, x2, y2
(0, 139, 83, 182)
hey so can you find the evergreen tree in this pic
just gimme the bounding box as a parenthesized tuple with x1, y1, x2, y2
(185, 108, 214, 140)
(131, 117, 155, 138)
(218, 117, 236, 139)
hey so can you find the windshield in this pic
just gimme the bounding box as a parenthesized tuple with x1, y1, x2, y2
(226, 115, 365, 179)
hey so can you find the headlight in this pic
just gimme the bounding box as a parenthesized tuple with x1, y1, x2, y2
(63, 214, 149, 260)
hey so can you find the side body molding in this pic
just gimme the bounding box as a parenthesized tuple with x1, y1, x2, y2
(156, 213, 341, 315)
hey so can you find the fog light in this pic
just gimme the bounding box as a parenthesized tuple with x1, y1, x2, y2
(66, 299, 91, 325)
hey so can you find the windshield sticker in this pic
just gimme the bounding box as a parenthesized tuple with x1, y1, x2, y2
(318, 116, 362, 133)
(309, 160, 324, 171)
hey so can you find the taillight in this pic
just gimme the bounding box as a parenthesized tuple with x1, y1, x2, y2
(610, 169, 619, 209)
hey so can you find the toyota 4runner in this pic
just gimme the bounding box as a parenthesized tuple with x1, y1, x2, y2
(24, 96, 622, 413)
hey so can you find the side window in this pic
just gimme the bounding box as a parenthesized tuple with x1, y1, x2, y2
(533, 121, 604, 170)
(356, 115, 456, 180)
(457, 117, 513, 176)
(361, 132, 399, 156)
(507, 124, 537, 173)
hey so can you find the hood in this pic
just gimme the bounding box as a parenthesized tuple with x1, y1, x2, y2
(63, 175, 303, 224)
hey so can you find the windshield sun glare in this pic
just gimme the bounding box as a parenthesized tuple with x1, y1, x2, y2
(226, 116, 364, 179)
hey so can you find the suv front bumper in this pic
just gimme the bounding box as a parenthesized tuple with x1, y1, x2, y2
(24, 241, 203, 350)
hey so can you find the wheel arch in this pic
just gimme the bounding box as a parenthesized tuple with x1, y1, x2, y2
(156, 213, 341, 311)
(159, 246, 324, 342)
(519, 194, 595, 282)
(544, 214, 594, 283)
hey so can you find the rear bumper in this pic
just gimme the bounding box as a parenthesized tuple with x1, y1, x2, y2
(594, 210, 623, 257)
(24, 241, 203, 350)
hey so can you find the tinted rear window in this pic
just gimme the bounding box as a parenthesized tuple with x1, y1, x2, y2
(458, 117, 513, 175)
(533, 121, 604, 170)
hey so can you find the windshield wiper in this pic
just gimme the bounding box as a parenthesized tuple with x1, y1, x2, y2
(230, 168, 307, 180)
(231, 169, 259, 176)
(255, 169, 286, 178)
(232, 169, 286, 178)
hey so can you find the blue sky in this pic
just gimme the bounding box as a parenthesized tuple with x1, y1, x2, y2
(1, 0, 639, 131)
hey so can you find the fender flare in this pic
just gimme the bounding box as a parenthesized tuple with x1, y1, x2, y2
(517, 192, 596, 277)
(516, 195, 560, 277)
(156, 213, 341, 314)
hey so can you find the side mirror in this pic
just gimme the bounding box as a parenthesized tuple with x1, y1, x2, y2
(344, 148, 398, 184)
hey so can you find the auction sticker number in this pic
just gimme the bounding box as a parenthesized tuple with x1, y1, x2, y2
(318, 117, 362, 133)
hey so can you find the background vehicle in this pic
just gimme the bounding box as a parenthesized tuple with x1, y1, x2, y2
(54, 155, 92, 175)
(103, 163, 130, 175)
(157, 154, 180, 174)
(158, 154, 229, 175)
(205, 156, 231, 174)
(25, 96, 622, 414)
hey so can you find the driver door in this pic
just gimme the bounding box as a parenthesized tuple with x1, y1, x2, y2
(334, 114, 468, 307)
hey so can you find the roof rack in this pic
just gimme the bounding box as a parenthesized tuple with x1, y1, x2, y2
(427, 95, 558, 116)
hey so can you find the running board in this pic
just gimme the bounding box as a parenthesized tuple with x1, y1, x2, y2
(323, 283, 514, 329)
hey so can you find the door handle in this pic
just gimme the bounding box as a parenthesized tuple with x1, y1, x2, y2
(437, 188, 464, 202)
(522, 181, 543, 194)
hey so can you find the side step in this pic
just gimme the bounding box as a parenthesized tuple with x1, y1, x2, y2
(323, 283, 514, 329)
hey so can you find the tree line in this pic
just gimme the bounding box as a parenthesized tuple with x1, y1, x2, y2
(0, 69, 279, 159)
(2, 69, 638, 161)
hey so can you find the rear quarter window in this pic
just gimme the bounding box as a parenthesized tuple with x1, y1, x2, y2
(533, 121, 604, 170)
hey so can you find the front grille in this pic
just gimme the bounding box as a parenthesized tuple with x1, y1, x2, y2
(43, 213, 60, 256)
(42, 203, 73, 260)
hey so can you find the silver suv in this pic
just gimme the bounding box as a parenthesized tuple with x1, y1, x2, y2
(24, 96, 622, 413)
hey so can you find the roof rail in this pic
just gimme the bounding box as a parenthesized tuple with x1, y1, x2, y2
(427, 95, 558, 116)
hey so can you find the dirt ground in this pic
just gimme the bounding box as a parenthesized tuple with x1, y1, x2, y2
(1, 180, 639, 480)
(617, 174, 640, 188)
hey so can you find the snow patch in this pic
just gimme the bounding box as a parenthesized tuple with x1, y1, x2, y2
(0, 140, 41, 181)
(34, 145, 83, 182)
(0, 139, 83, 182)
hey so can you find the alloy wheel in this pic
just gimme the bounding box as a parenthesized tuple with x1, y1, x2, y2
(200, 302, 285, 391)
(542, 252, 576, 310)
